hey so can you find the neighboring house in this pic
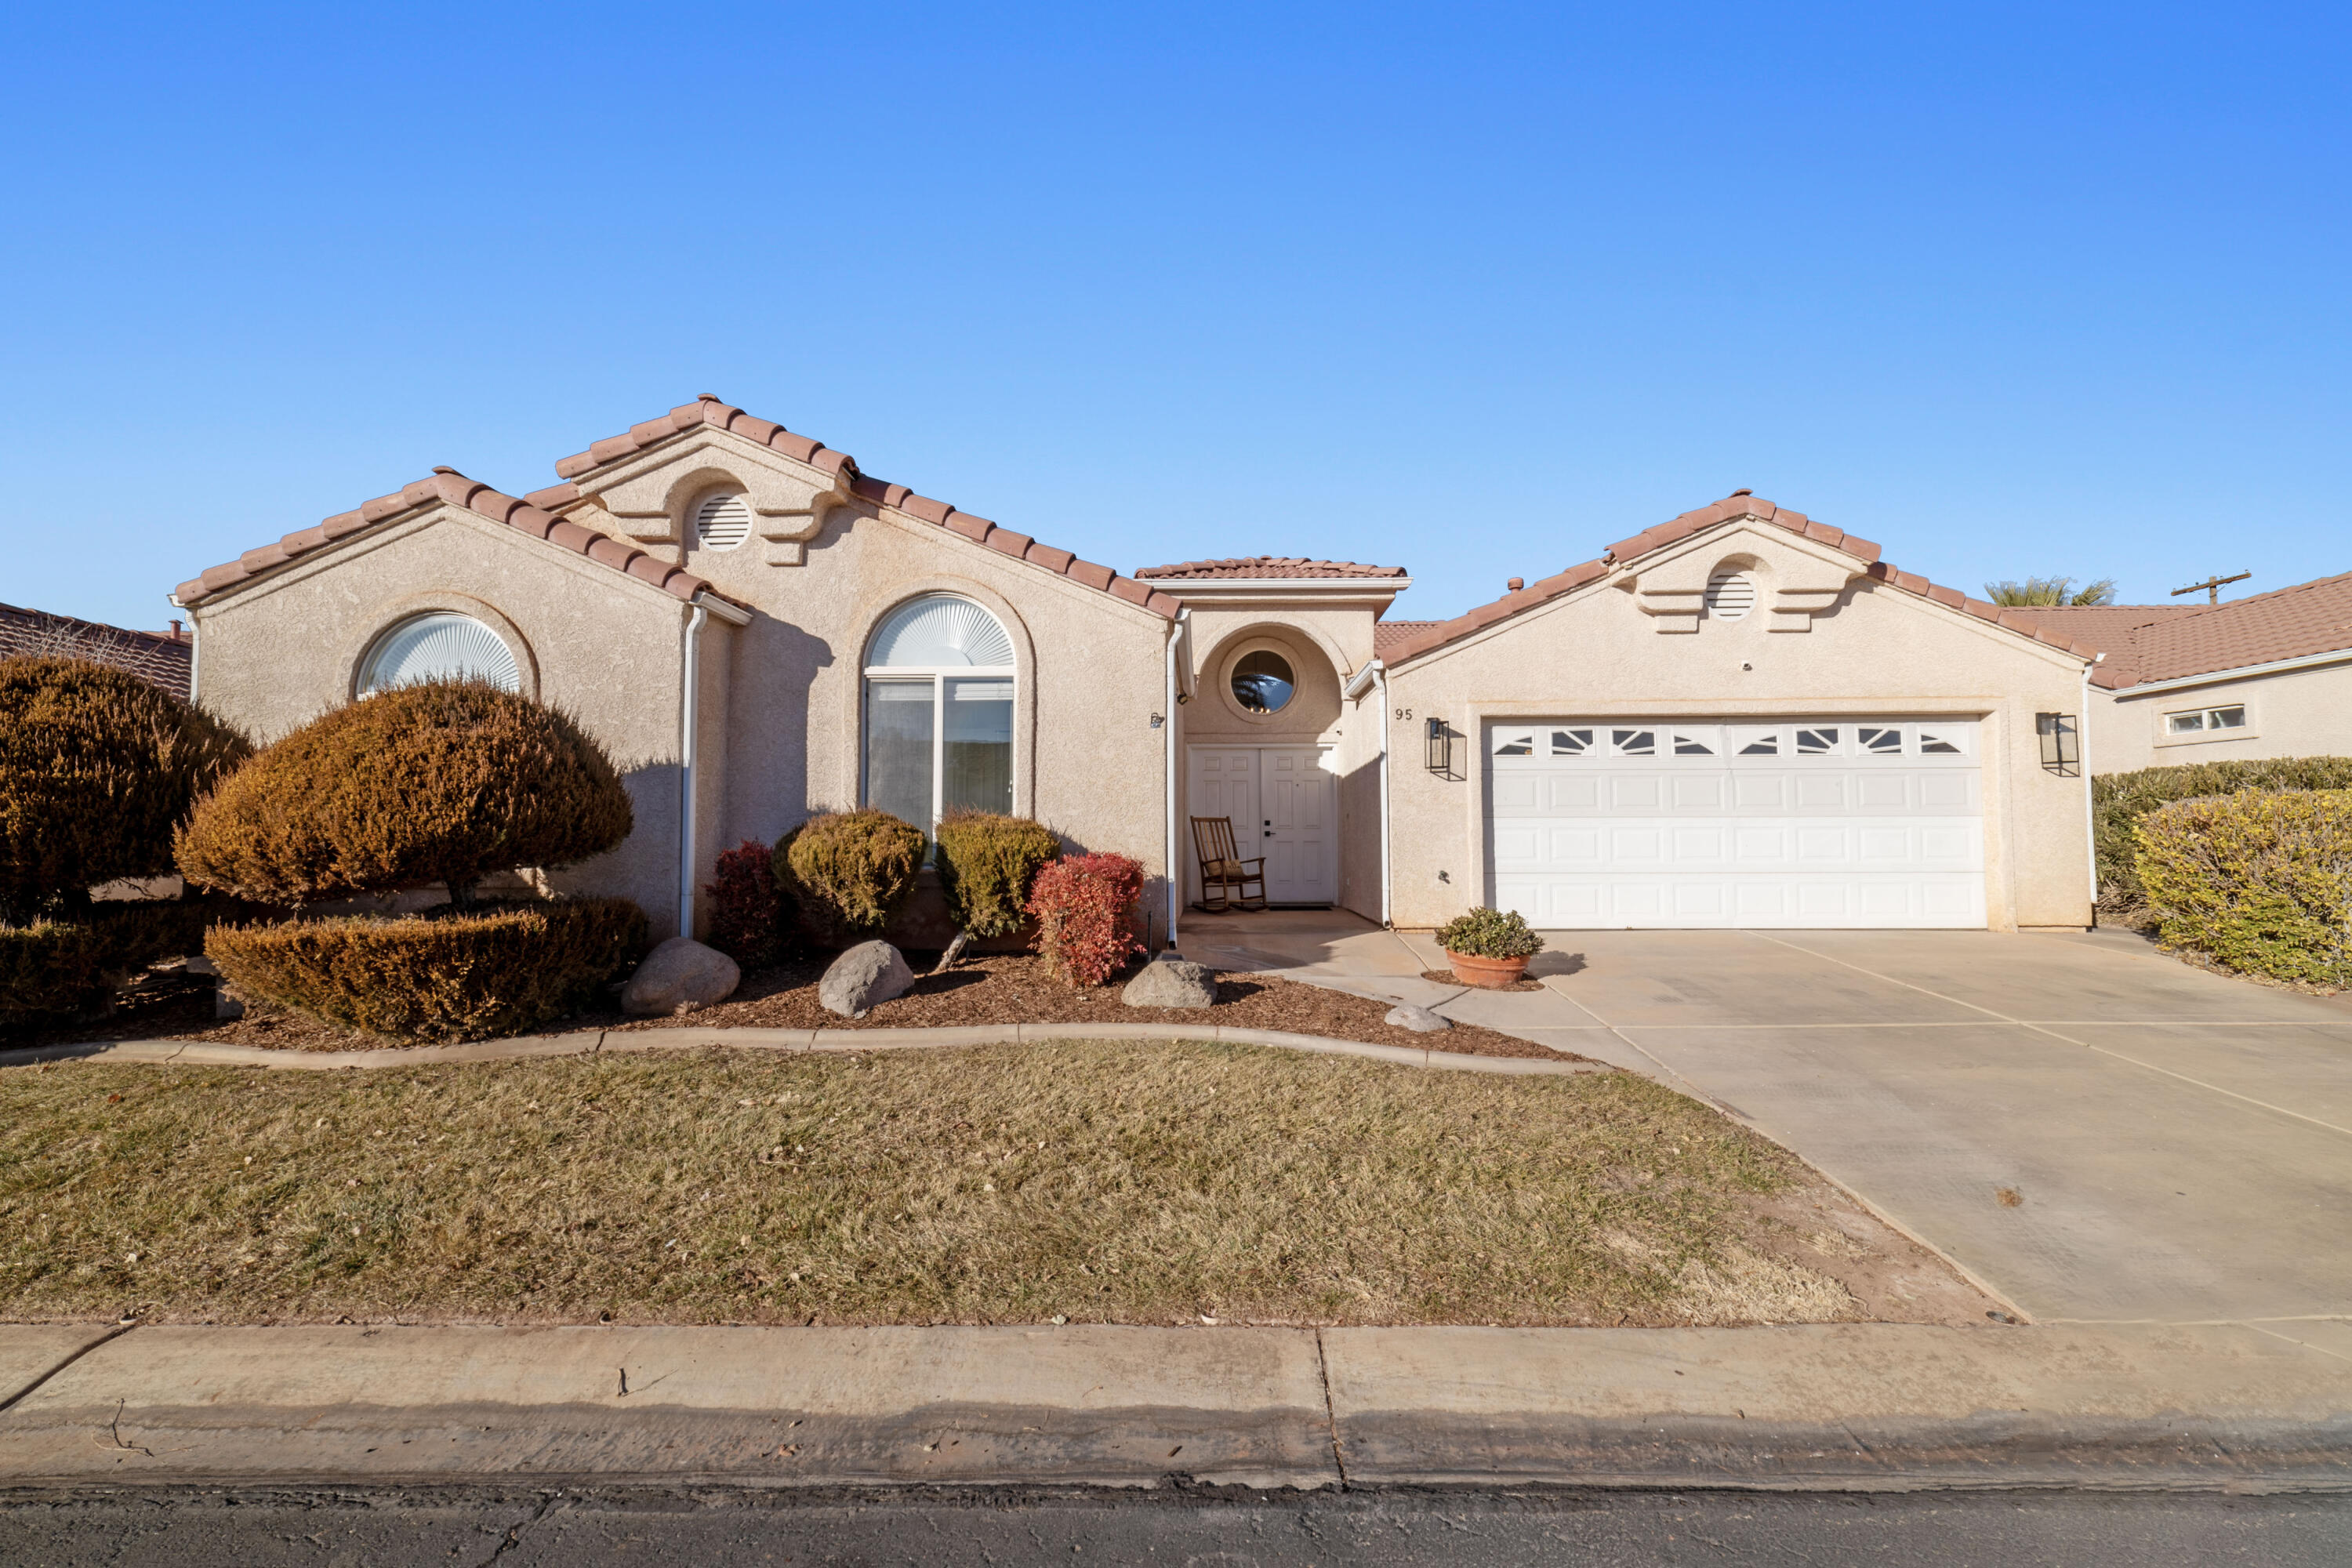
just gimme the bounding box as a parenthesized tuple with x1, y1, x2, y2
(171, 401, 2104, 937)
(0, 602, 192, 699)
(2007, 575, 2352, 773)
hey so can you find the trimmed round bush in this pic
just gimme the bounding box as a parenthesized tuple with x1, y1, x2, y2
(776, 809, 924, 940)
(2094, 756, 2352, 915)
(177, 680, 632, 906)
(1026, 852, 1145, 987)
(2135, 788, 2352, 987)
(934, 811, 1061, 939)
(205, 898, 650, 1041)
(0, 655, 249, 921)
(1436, 907, 1544, 960)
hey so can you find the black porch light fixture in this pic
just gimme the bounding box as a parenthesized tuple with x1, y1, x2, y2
(2035, 712, 2080, 776)
(1425, 717, 1454, 776)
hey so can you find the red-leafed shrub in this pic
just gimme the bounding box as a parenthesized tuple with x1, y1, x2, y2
(706, 840, 789, 967)
(1025, 852, 1146, 987)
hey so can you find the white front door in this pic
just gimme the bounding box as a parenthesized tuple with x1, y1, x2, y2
(1187, 746, 1337, 906)
(1485, 719, 1986, 928)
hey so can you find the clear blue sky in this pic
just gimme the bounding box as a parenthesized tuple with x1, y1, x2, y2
(5, 2, 2347, 633)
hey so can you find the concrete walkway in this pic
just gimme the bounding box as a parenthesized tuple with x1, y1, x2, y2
(2, 1319, 2347, 1492)
(1185, 913, 2352, 1328)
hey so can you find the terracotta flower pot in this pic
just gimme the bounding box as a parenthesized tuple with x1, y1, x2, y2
(1446, 950, 1530, 989)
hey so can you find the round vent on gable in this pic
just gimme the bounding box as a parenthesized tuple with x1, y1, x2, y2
(694, 490, 753, 552)
(1704, 569, 1757, 621)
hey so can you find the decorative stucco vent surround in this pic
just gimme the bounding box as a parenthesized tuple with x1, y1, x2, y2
(172, 397, 1181, 622)
(1377, 492, 2106, 666)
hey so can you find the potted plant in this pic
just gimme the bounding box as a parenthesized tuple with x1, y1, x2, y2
(1436, 906, 1544, 989)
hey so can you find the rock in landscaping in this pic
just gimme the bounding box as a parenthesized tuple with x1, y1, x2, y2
(622, 937, 742, 1017)
(1121, 954, 1217, 1008)
(1383, 1004, 1452, 1033)
(819, 939, 914, 1019)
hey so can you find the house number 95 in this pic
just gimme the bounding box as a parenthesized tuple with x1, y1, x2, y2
(1393, 707, 1412, 721)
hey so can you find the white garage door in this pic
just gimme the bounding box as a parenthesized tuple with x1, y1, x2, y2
(1486, 720, 1985, 929)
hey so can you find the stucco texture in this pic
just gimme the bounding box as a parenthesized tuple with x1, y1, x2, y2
(1382, 521, 2096, 931)
(2091, 661, 2352, 775)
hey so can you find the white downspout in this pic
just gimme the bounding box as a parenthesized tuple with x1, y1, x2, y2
(1375, 662, 1392, 927)
(1163, 611, 1185, 952)
(2082, 655, 2100, 926)
(678, 601, 708, 942)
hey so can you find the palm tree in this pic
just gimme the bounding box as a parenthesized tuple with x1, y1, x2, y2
(1982, 576, 2117, 607)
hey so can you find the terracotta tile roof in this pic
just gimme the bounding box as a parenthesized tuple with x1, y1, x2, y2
(1373, 619, 1439, 656)
(543, 397, 1180, 621)
(1134, 557, 1407, 580)
(2010, 574, 2352, 689)
(1377, 492, 2106, 668)
(0, 603, 192, 699)
(172, 468, 742, 614)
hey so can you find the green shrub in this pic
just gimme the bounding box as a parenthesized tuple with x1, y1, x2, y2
(934, 811, 1061, 938)
(2094, 756, 2352, 913)
(177, 679, 632, 906)
(0, 896, 276, 1028)
(2134, 789, 2352, 988)
(0, 655, 249, 922)
(205, 898, 649, 1041)
(776, 809, 924, 941)
(1436, 907, 1545, 960)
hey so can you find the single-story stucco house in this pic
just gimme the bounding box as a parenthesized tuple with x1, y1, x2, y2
(170, 396, 2121, 939)
(2006, 573, 2352, 773)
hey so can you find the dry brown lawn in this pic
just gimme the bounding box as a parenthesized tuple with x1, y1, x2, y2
(0, 1040, 1908, 1328)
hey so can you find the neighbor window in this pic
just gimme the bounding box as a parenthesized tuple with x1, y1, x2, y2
(862, 594, 1016, 831)
(2166, 704, 2248, 735)
(357, 612, 520, 695)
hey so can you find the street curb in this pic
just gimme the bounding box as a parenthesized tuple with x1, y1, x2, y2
(0, 1023, 1606, 1076)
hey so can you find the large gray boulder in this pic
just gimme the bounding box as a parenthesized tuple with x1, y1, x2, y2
(622, 937, 742, 1017)
(1121, 955, 1218, 1009)
(1383, 1003, 1452, 1033)
(820, 940, 914, 1019)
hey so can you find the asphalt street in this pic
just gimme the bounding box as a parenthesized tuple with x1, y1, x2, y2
(2, 1485, 2349, 1566)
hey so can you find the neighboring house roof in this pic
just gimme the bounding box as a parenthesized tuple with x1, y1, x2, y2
(1134, 557, 1407, 580)
(0, 602, 192, 698)
(1373, 619, 1439, 656)
(2008, 572, 2352, 690)
(532, 396, 1181, 621)
(172, 468, 742, 613)
(1377, 491, 2107, 667)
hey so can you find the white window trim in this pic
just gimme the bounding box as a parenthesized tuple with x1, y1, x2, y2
(2154, 700, 2258, 750)
(860, 660, 1018, 833)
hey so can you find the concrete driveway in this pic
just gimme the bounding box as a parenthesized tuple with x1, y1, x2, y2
(1182, 912, 2352, 1330)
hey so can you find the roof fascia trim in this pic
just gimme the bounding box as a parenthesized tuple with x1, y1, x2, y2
(2110, 645, 2352, 697)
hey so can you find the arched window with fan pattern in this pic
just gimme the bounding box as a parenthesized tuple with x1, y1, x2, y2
(358, 612, 521, 696)
(862, 594, 1016, 831)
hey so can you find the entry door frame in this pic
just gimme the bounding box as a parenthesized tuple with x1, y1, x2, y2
(1185, 744, 1338, 907)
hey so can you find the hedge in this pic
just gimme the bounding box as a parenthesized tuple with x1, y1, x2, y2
(1027, 852, 1145, 987)
(177, 680, 632, 907)
(2134, 789, 2352, 988)
(0, 896, 275, 1028)
(777, 809, 924, 941)
(0, 655, 249, 920)
(2094, 756, 2352, 913)
(934, 811, 1061, 939)
(205, 898, 649, 1042)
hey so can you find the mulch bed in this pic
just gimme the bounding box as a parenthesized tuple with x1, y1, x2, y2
(5, 953, 1581, 1063)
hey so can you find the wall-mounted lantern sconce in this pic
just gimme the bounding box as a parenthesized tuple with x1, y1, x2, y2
(2035, 712, 2080, 776)
(1425, 717, 1456, 777)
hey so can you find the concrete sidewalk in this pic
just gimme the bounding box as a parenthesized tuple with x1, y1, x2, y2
(2, 1320, 2347, 1492)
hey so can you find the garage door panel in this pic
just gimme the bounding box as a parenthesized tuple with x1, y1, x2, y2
(1487, 717, 1986, 928)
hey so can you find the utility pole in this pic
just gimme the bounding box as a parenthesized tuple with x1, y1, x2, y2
(2171, 570, 2250, 605)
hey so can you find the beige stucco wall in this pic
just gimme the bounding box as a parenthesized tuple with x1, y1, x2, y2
(2088, 659, 2352, 775)
(187, 505, 709, 930)
(1381, 521, 2097, 931)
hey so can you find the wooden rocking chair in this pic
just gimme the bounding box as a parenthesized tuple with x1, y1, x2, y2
(1190, 815, 1267, 913)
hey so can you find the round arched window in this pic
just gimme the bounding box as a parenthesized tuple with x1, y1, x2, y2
(1231, 649, 1295, 713)
(358, 612, 521, 696)
(862, 594, 1017, 829)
